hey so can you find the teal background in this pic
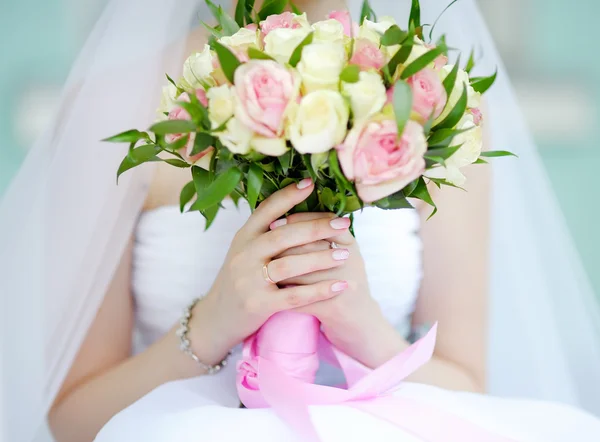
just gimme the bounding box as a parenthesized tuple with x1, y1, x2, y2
(1, 0, 598, 294)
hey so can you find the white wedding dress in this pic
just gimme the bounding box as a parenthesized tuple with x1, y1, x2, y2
(95, 202, 600, 442)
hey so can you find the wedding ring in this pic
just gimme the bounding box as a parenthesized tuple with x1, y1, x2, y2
(329, 241, 340, 249)
(262, 263, 277, 284)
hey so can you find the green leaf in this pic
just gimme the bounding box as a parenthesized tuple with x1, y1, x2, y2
(403, 178, 419, 197)
(479, 150, 517, 158)
(320, 187, 337, 211)
(103, 129, 148, 143)
(427, 177, 465, 191)
(164, 158, 191, 168)
(211, 40, 241, 84)
(280, 177, 296, 188)
(289, 0, 301, 15)
(288, 32, 314, 68)
(409, 0, 421, 30)
(442, 59, 460, 98)
(258, 0, 288, 20)
(380, 25, 408, 46)
(340, 65, 361, 83)
(428, 0, 459, 41)
(190, 132, 215, 156)
(360, 0, 377, 23)
(473, 158, 488, 164)
(149, 120, 197, 135)
(345, 195, 362, 212)
(278, 150, 292, 175)
(202, 22, 224, 39)
(247, 47, 275, 61)
(205, 0, 240, 36)
(424, 145, 460, 162)
(235, 0, 247, 27)
(116, 144, 161, 182)
(310, 151, 328, 176)
(328, 149, 352, 191)
(401, 44, 447, 79)
(392, 79, 413, 138)
(162, 133, 190, 153)
(434, 84, 468, 130)
(374, 192, 414, 210)
(412, 177, 437, 219)
(301, 154, 318, 181)
(179, 181, 196, 212)
(247, 164, 264, 210)
(465, 48, 476, 74)
(470, 70, 498, 94)
(191, 167, 243, 212)
(387, 24, 415, 77)
(427, 127, 468, 147)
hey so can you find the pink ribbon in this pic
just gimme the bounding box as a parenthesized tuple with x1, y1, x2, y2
(237, 311, 516, 442)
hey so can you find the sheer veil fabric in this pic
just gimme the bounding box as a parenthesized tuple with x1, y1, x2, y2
(0, 0, 599, 441)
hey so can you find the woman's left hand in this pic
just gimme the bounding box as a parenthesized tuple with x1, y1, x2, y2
(271, 212, 407, 368)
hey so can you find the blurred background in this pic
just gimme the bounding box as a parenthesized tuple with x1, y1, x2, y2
(0, 0, 598, 295)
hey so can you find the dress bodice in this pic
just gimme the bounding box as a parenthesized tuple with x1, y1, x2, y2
(131, 201, 423, 355)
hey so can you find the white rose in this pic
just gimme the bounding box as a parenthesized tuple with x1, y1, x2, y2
(182, 44, 214, 90)
(251, 137, 289, 156)
(312, 19, 345, 44)
(206, 85, 234, 127)
(435, 65, 481, 123)
(424, 113, 483, 186)
(156, 83, 178, 119)
(264, 27, 311, 64)
(357, 24, 381, 45)
(218, 27, 260, 51)
(342, 71, 387, 123)
(363, 16, 396, 35)
(297, 42, 346, 93)
(287, 90, 349, 154)
(217, 117, 253, 155)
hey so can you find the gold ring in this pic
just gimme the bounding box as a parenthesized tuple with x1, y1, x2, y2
(329, 241, 340, 249)
(262, 263, 276, 284)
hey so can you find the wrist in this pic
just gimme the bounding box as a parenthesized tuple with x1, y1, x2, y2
(186, 295, 232, 366)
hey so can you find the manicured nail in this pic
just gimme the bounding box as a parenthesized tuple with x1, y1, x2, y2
(332, 249, 350, 261)
(331, 281, 349, 293)
(296, 178, 312, 190)
(270, 218, 287, 230)
(330, 217, 351, 230)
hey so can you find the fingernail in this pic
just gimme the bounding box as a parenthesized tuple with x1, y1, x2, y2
(296, 178, 312, 190)
(332, 249, 350, 261)
(330, 217, 351, 230)
(331, 281, 349, 293)
(270, 218, 287, 230)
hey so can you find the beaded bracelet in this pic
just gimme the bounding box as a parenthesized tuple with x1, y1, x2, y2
(176, 297, 232, 375)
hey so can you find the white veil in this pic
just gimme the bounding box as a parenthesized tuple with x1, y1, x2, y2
(1, 0, 599, 441)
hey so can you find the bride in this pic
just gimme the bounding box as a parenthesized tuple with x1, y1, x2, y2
(2, 0, 600, 441)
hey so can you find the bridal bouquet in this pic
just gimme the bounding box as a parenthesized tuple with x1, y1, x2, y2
(105, 0, 510, 229)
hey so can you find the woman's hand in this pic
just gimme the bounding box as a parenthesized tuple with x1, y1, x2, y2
(273, 212, 407, 368)
(189, 179, 354, 366)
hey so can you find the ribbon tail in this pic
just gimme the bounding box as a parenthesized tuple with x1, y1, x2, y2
(353, 395, 519, 442)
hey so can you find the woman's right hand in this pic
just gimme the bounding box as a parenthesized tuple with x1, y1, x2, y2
(188, 178, 352, 366)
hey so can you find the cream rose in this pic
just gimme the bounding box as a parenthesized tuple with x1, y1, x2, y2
(362, 16, 396, 35)
(217, 117, 253, 155)
(342, 71, 387, 123)
(182, 45, 214, 90)
(311, 19, 345, 44)
(287, 90, 349, 154)
(264, 27, 311, 64)
(297, 42, 346, 93)
(251, 136, 288, 156)
(435, 65, 481, 124)
(218, 27, 260, 52)
(156, 83, 178, 118)
(260, 11, 310, 36)
(425, 113, 483, 186)
(206, 84, 234, 127)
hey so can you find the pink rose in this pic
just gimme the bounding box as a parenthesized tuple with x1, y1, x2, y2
(245, 23, 258, 32)
(469, 107, 483, 125)
(406, 68, 447, 121)
(166, 90, 213, 166)
(327, 10, 358, 37)
(350, 39, 385, 71)
(337, 119, 427, 203)
(425, 43, 448, 70)
(260, 12, 302, 36)
(233, 60, 299, 138)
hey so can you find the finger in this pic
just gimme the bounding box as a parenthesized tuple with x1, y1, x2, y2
(271, 280, 348, 312)
(271, 212, 355, 246)
(279, 268, 341, 287)
(256, 216, 352, 259)
(243, 179, 314, 236)
(275, 240, 331, 258)
(266, 248, 350, 284)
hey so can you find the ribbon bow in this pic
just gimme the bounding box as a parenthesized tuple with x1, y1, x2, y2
(236, 311, 515, 442)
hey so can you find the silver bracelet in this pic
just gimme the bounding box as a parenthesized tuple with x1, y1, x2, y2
(176, 297, 231, 375)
